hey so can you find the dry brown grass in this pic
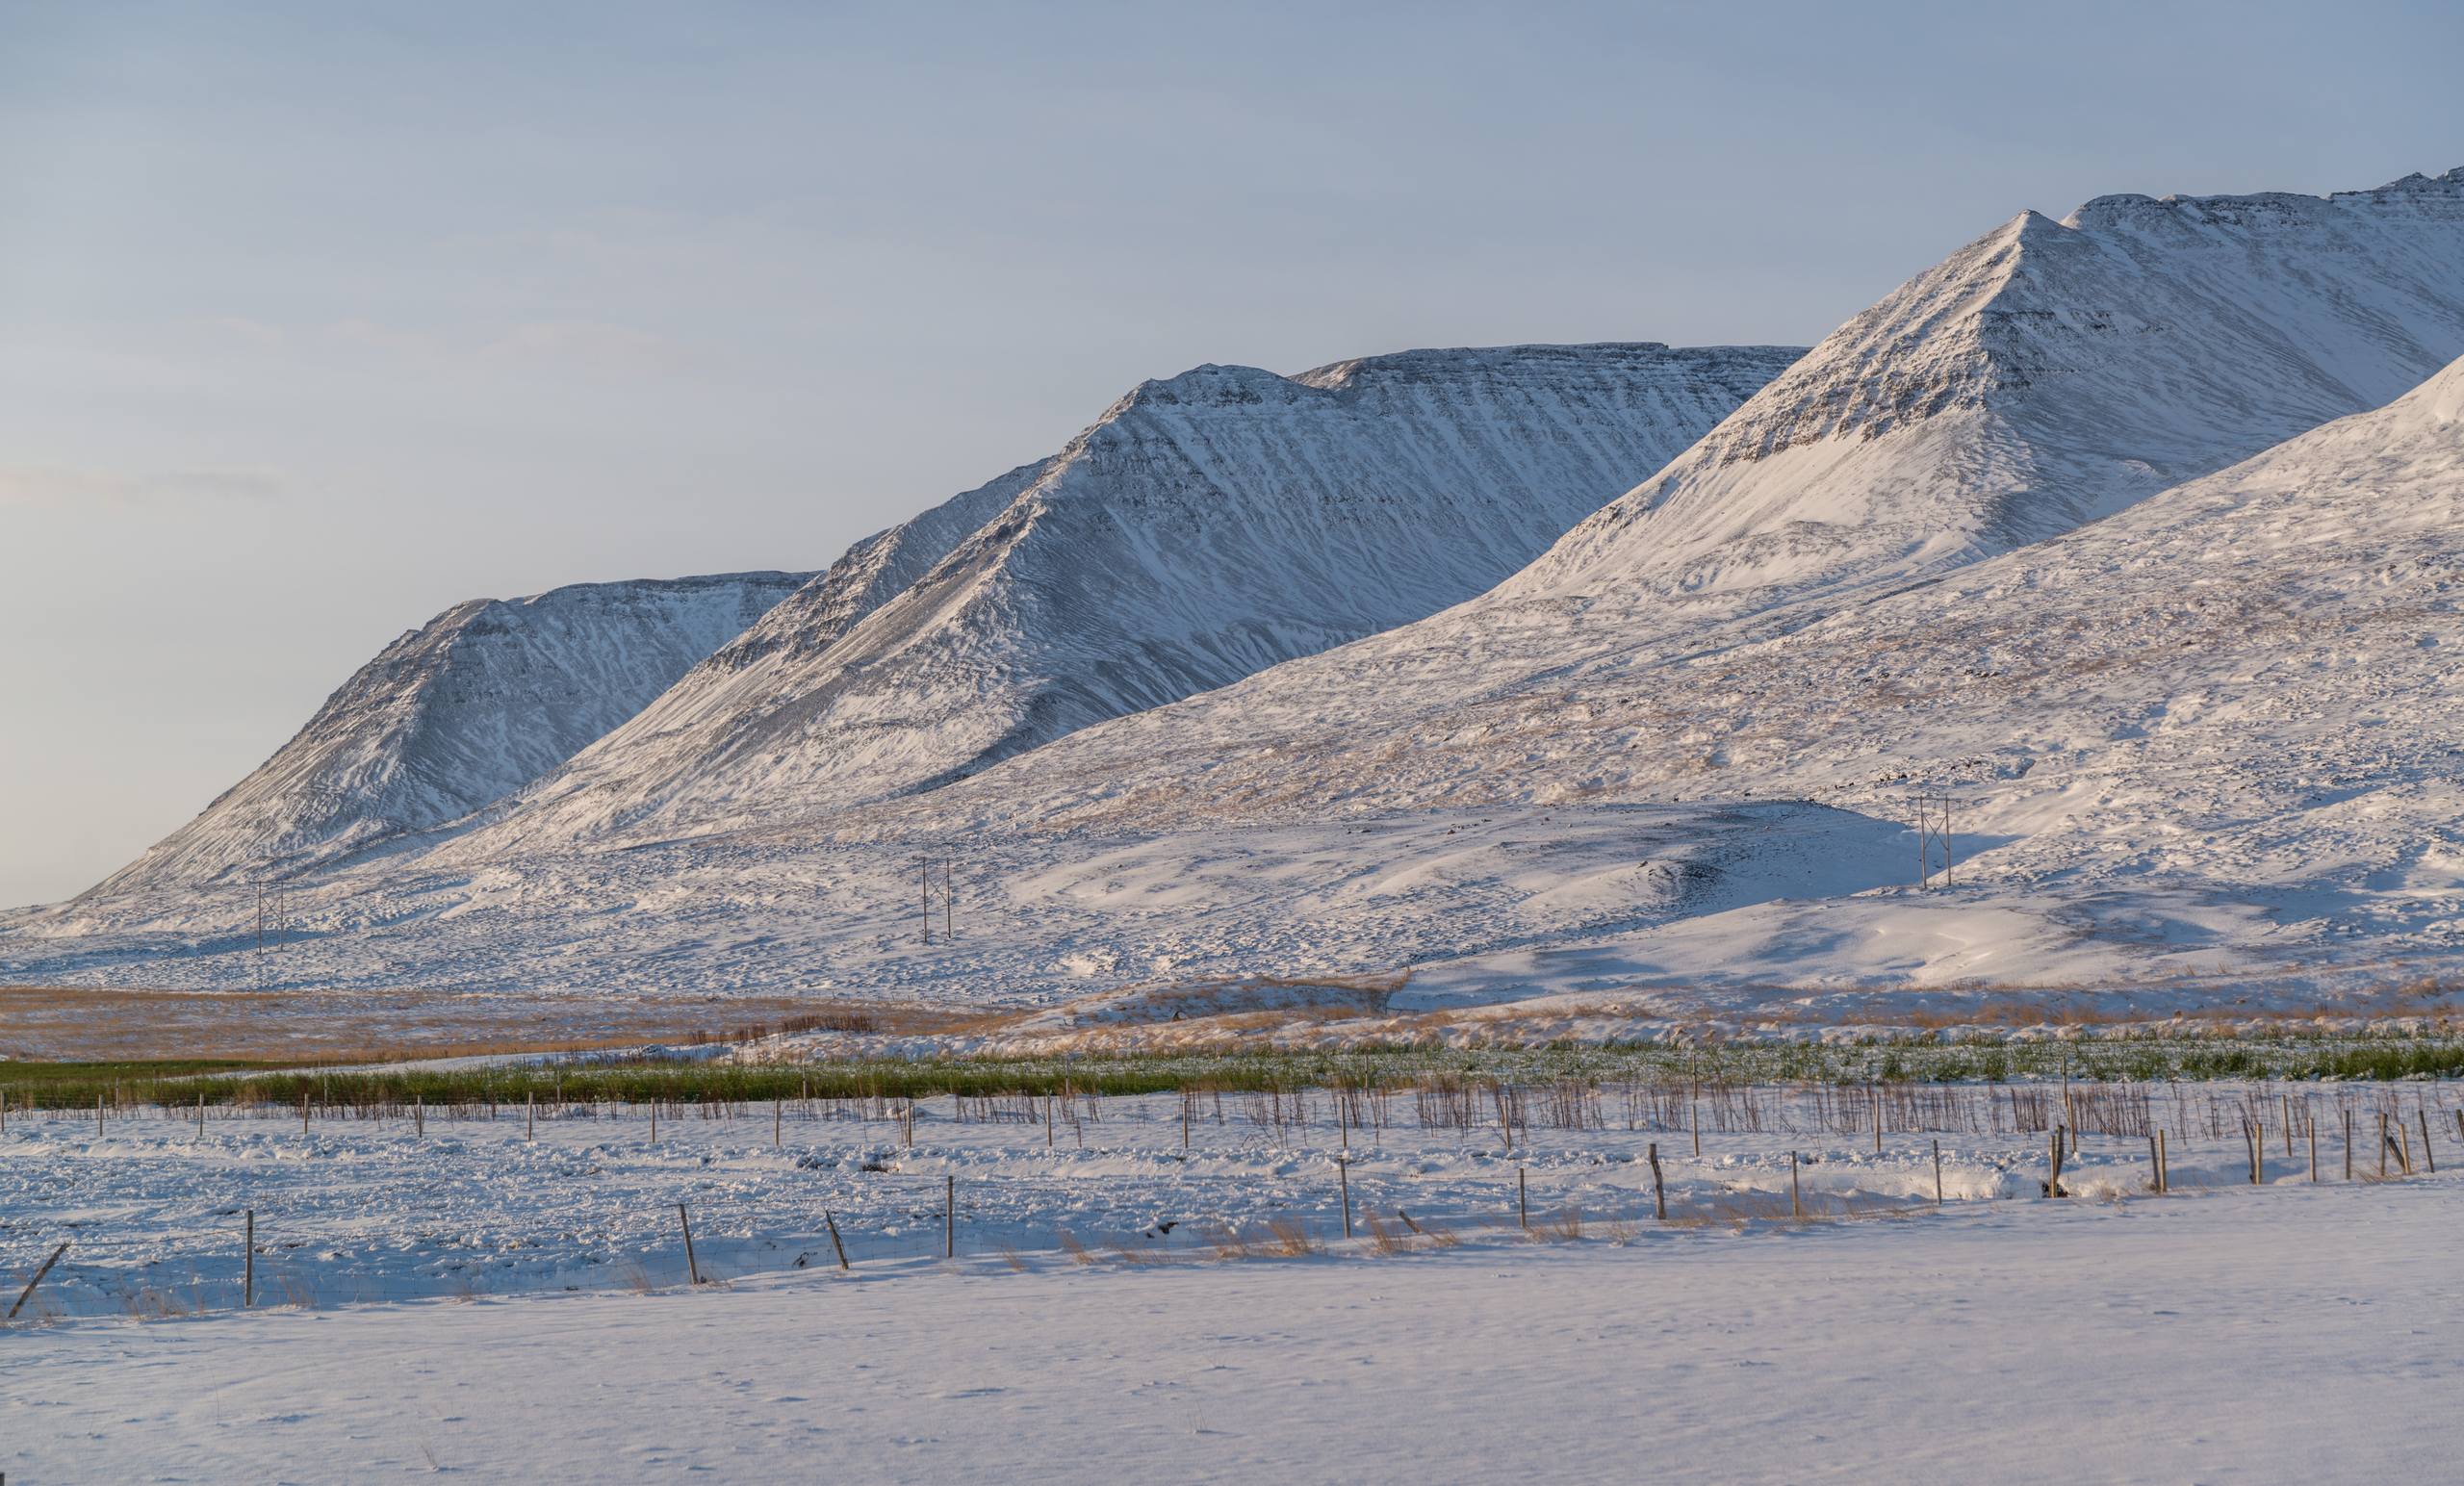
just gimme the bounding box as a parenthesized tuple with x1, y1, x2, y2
(1055, 1229, 1099, 1266)
(0, 985, 1001, 1063)
(1264, 1218, 1321, 1257)
(1536, 1206, 1586, 1243)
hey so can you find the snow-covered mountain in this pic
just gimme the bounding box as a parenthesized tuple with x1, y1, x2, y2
(93, 572, 811, 893)
(464, 342, 1801, 848)
(882, 167, 2464, 834)
(1521, 167, 2464, 605)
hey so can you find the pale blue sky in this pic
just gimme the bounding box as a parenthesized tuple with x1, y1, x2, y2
(3, 0, 2457, 906)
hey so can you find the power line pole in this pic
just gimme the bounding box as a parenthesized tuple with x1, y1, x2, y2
(1912, 794, 1953, 889)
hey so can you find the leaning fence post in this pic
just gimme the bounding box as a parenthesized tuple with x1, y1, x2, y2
(824, 1209, 851, 1271)
(678, 1202, 702, 1286)
(1649, 1141, 1666, 1220)
(2420, 1110, 2436, 1175)
(7, 1242, 67, 1320)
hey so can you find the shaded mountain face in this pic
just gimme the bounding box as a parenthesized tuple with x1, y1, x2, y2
(464, 342, 1801, 850)
(842, 167, 2464, 837)
(93, 572, 811, 893)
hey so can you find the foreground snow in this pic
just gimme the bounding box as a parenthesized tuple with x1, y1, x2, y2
(7, 1165, 2457, 1482)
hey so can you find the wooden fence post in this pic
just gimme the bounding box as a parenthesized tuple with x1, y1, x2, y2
(944, 1175, 956, 1259)
(2420, 1110, 2437, 1175)
(1649, 1141, 1666, 1220)
(1933, 1138, 1944, 1206)
(824, 1210, 851, 1270)
(1789, 1152, 1802, 1219)
(526, 1091, 535, 1142)
(1339, 1157, 1352, 1240)
(244, 1211, 255, 1308)
(678, 1202, 702, 1286)
(1517, 1166, 1528, 1229)
(7, 1242, 67, 1319)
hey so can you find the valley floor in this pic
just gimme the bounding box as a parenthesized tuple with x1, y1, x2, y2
(6, 1166, 2457, 1483)
(9, 802, 2462, 1057)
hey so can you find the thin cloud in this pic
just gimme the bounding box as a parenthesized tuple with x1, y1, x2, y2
(0, 465, 290, 508)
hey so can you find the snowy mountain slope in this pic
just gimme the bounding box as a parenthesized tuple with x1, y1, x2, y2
(14, 357, 2460, 1017)
(875, 343, 2464, 967)
(93, 571, 811, 893)
(1521, 166, 2464, 603)
(871, 167, 2464, 837)
(466, 342, 1800, 848)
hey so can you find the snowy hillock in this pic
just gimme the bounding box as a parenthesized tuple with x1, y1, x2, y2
(92, 571, 811, 892)
(465, 342, 1799, 848)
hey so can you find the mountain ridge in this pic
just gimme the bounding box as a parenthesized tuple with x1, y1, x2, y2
(454, 341, 1804, 851)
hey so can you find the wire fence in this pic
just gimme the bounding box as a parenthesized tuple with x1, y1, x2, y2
(6, 1079, 2458, 1322)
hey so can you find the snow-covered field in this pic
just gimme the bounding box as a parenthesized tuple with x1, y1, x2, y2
(6, 1087, 2459, 1481)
